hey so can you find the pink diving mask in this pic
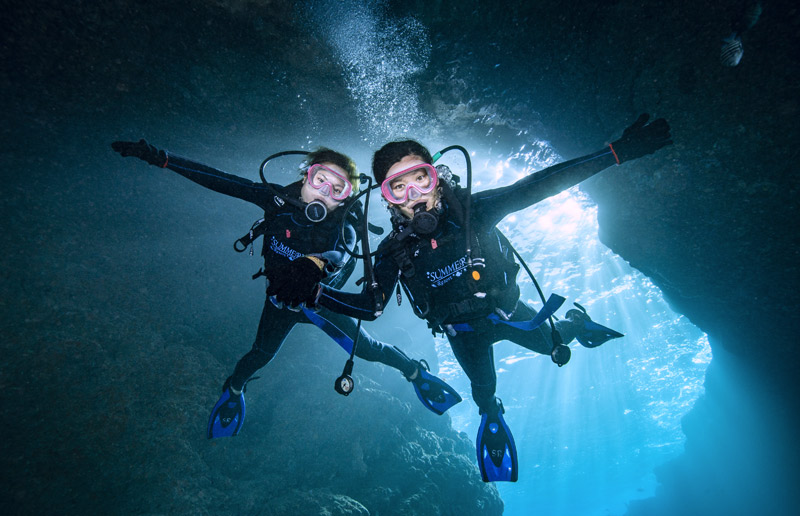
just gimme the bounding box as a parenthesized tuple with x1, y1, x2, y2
(380, 163, 438, 205)
(307, 164, 352, 201)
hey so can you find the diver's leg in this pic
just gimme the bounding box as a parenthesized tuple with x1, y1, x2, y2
(452, 327, 519, 481)
(499, 300, 586, 350)
(228, 299, 300, 391)
(502, 301, 618, 365)
(448, 331, 497, 413)
(313, 308, 418, 377)
(502, 301, 558, 354)
(313, 308, 461, 414)
(209, 299, 299, 438)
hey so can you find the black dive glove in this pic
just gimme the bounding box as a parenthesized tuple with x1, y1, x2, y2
(609, 114, 672, 164)
(111, 139, 168, 167)
(266, 256, 327, 309)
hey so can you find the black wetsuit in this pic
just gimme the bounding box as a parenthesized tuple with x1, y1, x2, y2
(163, 155, 417, 391)
(317, 146, 620, 411)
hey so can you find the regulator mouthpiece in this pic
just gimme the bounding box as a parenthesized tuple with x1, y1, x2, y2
(305, 201, 328, 222)
(411, 203, 438, 235)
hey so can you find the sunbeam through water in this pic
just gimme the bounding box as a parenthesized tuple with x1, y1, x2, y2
(435, 156, 711, 516)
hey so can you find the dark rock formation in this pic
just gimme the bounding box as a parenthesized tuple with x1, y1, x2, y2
(1, 300, 501, 515)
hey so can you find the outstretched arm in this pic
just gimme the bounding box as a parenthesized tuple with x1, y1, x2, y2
(111, 139, 268, 205)
(473, 114, 671, 226)
(473, 147, 617, 225)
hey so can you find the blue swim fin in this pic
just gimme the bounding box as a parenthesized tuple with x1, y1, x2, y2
(568, 303, 624, 348)
(477, 398, 518, 482)
(207, 387, 245, 439)
(487, 293, 566, 331)
(410, 360, 462, 415)
(302, 307, 354, 354)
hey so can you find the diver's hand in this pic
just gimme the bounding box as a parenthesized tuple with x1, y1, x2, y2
(111, 139, 168, 167)
(266, 256, 326, 309)
(610, 114, 672, 164)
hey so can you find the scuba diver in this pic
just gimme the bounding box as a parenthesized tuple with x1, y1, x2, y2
(110, 139, 462, 439)
(268, 114, 672, 482)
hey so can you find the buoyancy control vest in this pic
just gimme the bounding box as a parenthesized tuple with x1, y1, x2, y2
(235, 181, 357, 289)
(387, 185, 521, 330)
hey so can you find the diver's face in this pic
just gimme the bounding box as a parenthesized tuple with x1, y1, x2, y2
(300, 162, 350, 211)
(384, 155, 439, 219)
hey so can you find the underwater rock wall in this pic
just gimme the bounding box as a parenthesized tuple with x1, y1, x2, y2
(553, 4, 800, 513)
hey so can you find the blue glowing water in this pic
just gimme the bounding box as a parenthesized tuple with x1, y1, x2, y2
(440, 184, 711, 516)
